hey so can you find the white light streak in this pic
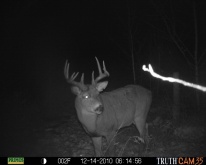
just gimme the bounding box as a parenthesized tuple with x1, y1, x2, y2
(142, 64, 206, 92)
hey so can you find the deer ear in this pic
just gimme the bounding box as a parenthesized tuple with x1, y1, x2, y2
(96, 81, 108, 92)
(71, 86, 82, 95)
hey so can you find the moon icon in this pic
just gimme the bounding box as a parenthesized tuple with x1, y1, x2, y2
(41, 158, 47, 164)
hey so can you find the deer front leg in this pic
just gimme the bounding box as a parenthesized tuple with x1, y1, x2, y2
(92, 137, 102, 157)
(105, 131, 116, 157)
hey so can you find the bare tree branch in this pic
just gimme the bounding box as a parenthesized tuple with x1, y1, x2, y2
(151, 1, 194, 67)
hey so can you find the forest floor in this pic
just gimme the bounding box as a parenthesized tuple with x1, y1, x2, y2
(31, 112, 206, 157)
(1, 96, 206, 157)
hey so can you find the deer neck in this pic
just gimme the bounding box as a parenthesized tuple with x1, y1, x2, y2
(75, 101, 98, 134)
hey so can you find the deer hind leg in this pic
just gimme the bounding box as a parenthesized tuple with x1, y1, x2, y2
(134, 98, 151, 144)
(92, 137, 102, 157)
(134, 117, 147, 143)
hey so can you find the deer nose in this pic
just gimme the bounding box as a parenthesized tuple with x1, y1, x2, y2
(95, 105, 104, 114)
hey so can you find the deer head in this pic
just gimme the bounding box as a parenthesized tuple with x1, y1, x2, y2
(64, 57, 110, 115)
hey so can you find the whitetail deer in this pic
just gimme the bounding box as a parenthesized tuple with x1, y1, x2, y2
(64, 57, 152, 156)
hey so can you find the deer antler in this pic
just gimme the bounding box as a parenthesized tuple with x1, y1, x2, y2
(92, 57, 110, 85)
(64, 60, 87, 90)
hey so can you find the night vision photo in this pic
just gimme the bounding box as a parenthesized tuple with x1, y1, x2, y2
(1, 0, 206, 158)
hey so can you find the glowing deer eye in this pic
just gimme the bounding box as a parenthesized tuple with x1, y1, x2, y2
(84, 95, 89, 99)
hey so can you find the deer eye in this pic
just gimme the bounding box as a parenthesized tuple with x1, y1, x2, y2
(83, 94, 89, 99)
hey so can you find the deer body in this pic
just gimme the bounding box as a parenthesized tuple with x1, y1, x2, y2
(64, 58, 152, 156)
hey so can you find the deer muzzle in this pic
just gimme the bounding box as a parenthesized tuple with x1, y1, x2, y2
(94, 105, 104, 114)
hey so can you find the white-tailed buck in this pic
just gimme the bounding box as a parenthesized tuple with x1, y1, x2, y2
(64, 57, 152, 156)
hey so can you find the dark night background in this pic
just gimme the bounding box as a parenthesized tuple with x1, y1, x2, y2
(1, 0, 206, 156)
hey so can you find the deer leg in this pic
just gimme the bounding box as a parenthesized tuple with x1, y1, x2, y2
(104, 131, 117, 157)
(134, 118, 148, 155)
(92, 136, 102, 157)
(134, 117, 147, 143)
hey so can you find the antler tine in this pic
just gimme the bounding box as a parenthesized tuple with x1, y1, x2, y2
(80, 73, 84, 84)
(103, 60, 110, 76)
(64, 60, 69, 79)
(92, 57, 110, 85)
(71, 72, 79, 81)
(95, 57, 103, 75)
(92, 71, 94, 84)
(64, 60, 87, 90)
